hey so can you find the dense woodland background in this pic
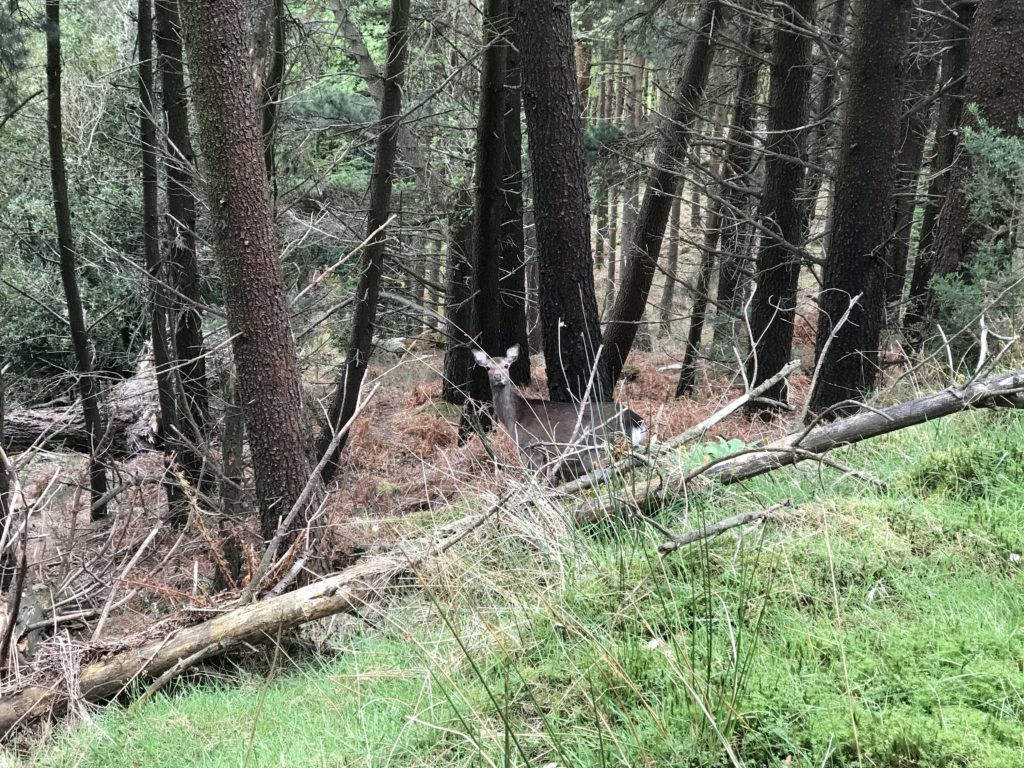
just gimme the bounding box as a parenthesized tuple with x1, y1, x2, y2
(0, 0, 1022, 760)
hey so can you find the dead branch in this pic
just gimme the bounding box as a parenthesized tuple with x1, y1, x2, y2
(658, 501, 791, 554)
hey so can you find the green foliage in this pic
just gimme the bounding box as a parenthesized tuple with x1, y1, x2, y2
(929, 112, 1024, 356)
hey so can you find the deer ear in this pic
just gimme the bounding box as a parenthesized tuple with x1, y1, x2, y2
(472, 349, 490, 367)
(506, 344, 520, 363)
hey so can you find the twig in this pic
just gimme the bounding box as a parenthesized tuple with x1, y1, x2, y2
(659, 501, 791, 554)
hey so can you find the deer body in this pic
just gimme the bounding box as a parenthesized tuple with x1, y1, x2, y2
(473, 346, 648, 479)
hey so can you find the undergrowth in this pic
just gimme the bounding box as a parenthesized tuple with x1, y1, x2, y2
(11, 410, 1024, 767)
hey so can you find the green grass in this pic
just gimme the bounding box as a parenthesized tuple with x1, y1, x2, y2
(14, 411, 1024, 767)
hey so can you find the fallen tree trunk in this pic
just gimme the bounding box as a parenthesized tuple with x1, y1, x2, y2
(0, 506, 497, 737)
(4, 364, 160, 458)
(573, 370, 1024, 522)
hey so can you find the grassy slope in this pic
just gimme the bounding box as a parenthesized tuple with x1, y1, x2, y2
(17, 411, 1024, 767)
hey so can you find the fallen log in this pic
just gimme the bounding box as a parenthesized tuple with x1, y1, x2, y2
(0, 504, 498, 738)
(572, 369, 1024, 522)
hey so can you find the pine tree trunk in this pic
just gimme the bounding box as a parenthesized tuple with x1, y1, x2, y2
(155, 0, 208, 490)
(801, 0, 849, 239)
(499, 0, 530, 385)
(676, 199, 722, 398)
(316, 0, 411, 483)
(905, 0, 1024, 342)
(0, 368, 9, 585)
(745, 0, 817, 414)
(515, 0, 609, 401)
(602, 0, 726, 383)
(906, 0, 975, 308)
(178, 0, 318, 539)
(442, 212, 474, 405)
(884, 1, 943, 308)
(45, 0, 108, 519)
(714, 22, 762, 316)
(657, 194, 683, 336)
(139, 0, 186, 524)
(807, 0, 914, 419)
(467, 0, 508, 410)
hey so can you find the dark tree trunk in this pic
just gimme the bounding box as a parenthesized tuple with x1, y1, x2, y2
(801, 0, 850, 239)
(714, 22, 762, 317)
(605, 187, 618, 307)
(745, 0, 817, 414)
(602, 0, 726, 383)
(442, 213, 474, 405)
(178, 0, 317, 539)
(467, 0, 508, 410)
(676, 199, 722, 398)
(45, 0, 108, 518)
(499, 1, 530, 385)
(260, 0, 285, 195)
(657, 194, 683, 336)
(515, 0, 609, 402)
(905, 0, 1024, 341)
(155, 0, 208, 489)
(807, 0, 914, 419)
(316, 0, 411, 484)
(906, 0, 975, 315)
(0, 368, 8, 585)
(219, 370, 245, 518)
(884, 1, 943, 308)
(139, 0, 186, 524)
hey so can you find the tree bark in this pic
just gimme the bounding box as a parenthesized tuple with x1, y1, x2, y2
(178, 0, 316, 539)
(602, 0, 726, 383)
(807, 0, 914, 419)
(45, 0, 108, 519)
(745, 0, 817, 414)
(259, 0, 285, 195)
(155, 0, 208, 490)
(714, 21, 762, 319)
(442, 211, 474, 406)
(657, 194, 683, 336)
(516, 0, 609, 402)
(905, 0, 975, 325)
(884, 0, 943, 307)
(676, 198, 722, 398)
(499, 1, 530, 385)
(905, 0, 1024, 341)
(316, 0, 411, 484)
(467, 0, 509, 410)
(139, 0, 187, 523)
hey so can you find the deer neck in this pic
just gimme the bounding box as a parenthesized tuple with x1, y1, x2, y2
(490, 382, 525, 432)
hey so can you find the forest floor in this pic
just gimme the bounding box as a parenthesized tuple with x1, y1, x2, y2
(4, 345, 1024, 767)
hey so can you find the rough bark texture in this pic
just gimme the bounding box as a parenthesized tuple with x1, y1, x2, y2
(498, 2, 530, 385)
(801, 0, 849, 239)
(155, 0, 208, 484)
(259, 0, 285, 193)
(906, 0, 1024, 340)
(676, 199, 722, 398)
(714, 23, 762, 317)
(602, 0, 725, 383)
(45, 0, 108, 518)
(467, 0, 509, 408)
(745, 0, 817, 413)
(139, 0, 186, 522)
(516, 0, 609, 402)
(905, 0, 975, 319)
(807, 0, 914, 419)
(656, 194, 682, 336)
(884, 0, 943, 307)
(178, 0, 315, 539)
(316, 0, 411, 483)
(442, 213, 474, 405)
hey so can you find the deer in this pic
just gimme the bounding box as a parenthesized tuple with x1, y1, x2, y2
(472, 345, 648, 480)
